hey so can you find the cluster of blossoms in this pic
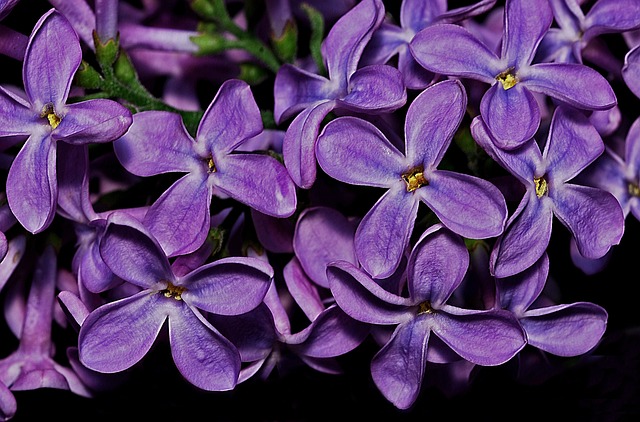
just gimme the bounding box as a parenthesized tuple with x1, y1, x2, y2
(0, 0, 639, 419)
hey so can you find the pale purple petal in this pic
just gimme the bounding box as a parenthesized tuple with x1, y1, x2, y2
(523, 63, 617, 110)
(521, 302, 607, 356)
(6, 132, 57, 233)
(169, 305, 240, 391)
(355, 184, 419, 279)
(583, 0, 640, 39)
(371, 319, 430, 410)
(78, 291, 168, 373)
(410, 23, 503, 84)
(548, 0, 583, 33)
(113, 111, 200, 176)
(0, 382, 16, 421)
(552, 184, 624, 259)
(197, 79, 263, 155)
(53, 99, 132, 144)
(339, 64, 406, 112)
(274, 64, 336, 123)
(401, 0, 445, 30)
(408, 225, 469, 306)
(23, 9, 81, 107)
(416, 170, 507, 239)
(361, 23, 407, 67)
(405, 80, 466, 165)
(283, 257, 325, 320)
(480, 83, 540, 149)
(182, 256, 273, 316)
(0, 86, 34, 137)
(212, 154, 297, 217)
(316, 116, 405, 188)
(496, 253, 549, 315)
(501, 0, 553, 67)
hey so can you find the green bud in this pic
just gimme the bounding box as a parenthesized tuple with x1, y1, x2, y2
(73, 61, 104, 90)
(94, 31, 120, 69)
(238, 62, 269, 85)
(271, 19, 298, 63)
(114, 49, 139, 84)
(190, 0, 229, 21)
(300, 3, 326, 75)
(190, 33, 229, 55)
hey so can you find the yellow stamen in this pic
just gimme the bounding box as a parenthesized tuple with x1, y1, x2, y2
(496, 68, 518, 90)
(402, 166, 428, 192)
(207, 156, 216, 173)
(534, 176, 548, 198)
(418, 301, 433, 315)
(160, 282, 186, 301)
(40, 103, 61, 129)
(629, 182, 640, 197)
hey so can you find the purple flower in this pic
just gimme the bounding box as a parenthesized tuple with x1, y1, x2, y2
(114, 79, 297, 257)
(0, 9, 132, 233)
(78, 213, 274, 391)
(273, 0, 407, 188)
(316, 79, 507, 279)
(496, 253, 608, 357)
(470, 105, 625, 278)
(327, 224, 525, 409)
(361, 0, 496, 89)
(409, 0, 617, 149)
(623, 43, 640, 98)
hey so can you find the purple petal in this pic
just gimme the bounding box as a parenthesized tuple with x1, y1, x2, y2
(433, 307, 525, 365)
(283, 257, 325, 320)
(548, 0, 583, 33)
(251, 209, 294, 254)
(282, 100, 336, 189)
(6, 132, 57, 233)
(496, 253, 549, 315)
(398, 48, 437, 90)
(583, 0, 640, 39)
(113, 111, 199, 177)
(552, 184, 624, 259)
(143, 173, 210, 257)
(316, 116, 405, 188)
(53, 99, 132, 144)
(182, 256, 273, 316)
(416, 170, 507, 239)
(544, 106, 604, 183)
(273, 64, 336, 123)
(491, 192, 554, 278)
(78, 291, 167, 373)
(0, 382, 16, 421)
(523, 63, 617, 110)
(401, 0, 445, 30)
(410, 23, 502, 84)
(371, 319, 430, 410)
(622, 44, 640, 98)
(501, 0, 553, 67)
(480, 83, 540, 149)
(327, 260, 414, 325)
(293, 206, 357, 288)
(169, 306, 240, 391)
(23, 9, 81, 107)
(522, 302, 607, 356)
(212, 154, 297, 217)
(408, 225, 469, 306)
(355, 185, 419, 279)
(626, 115, 640, 171)
(339, 64, 406, 112)
(438, 0, 497, 24)
(405, 80, 466, 165)
(197, 79, 263, 155)
(0, 86, 33, 137)
(56, 143, 95, 222)
(361, 22, 407, 67)
(99, 214, 174, 289)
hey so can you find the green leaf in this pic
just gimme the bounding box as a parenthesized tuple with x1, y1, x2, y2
(300, 3, 326, 76)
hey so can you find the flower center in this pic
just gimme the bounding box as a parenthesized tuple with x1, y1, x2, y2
(417, 301, 434, 315)
(160, 282, 186, 301)
(629, 182, 640, 197)
(207, 156, 216, 173)
(534, 176, 548, 198)
(402, 166, 428, 192)
(40, 103, 61, 129)
(496, 67, 518, 90)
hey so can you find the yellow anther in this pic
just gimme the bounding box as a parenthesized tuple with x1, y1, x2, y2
(160, 282, 186, 301)
(207, 156, 216, 173)
(402, 166, 428, 192)
(40, 103, 61, 129)
(534, 177, 548, 198)
(418, 301, 433, 315)
(496, 68, 518, 90)
(629, 182, 640, 197)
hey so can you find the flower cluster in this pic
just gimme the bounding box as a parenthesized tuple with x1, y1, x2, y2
(1, 0, 639, 419)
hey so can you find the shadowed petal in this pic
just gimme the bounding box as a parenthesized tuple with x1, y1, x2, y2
(6, 132, 56, 233)
(416, 170, 507, 239)
(480, 83, 540, 149)
(273, 64, 335, 123)
(496, 253, 549, 315)
(552, 184, 623, 259)
(522, 302, 607, 356)
(371, 319, 430, 410)
(23, 9, 81, 107)
(501, 0, 553, 67)
(169, 305, 240, 391)
(622, 45, 640, 98)
(339, 64, 406, 112)
(523, 63, 617, 110)
(0, 382, 16, 421)
(78, 291, 168, 373)
(283, 257, 325, 320)
(626, 115, 640, 170)
(583, 0, 640, 40)
(399, 48, 437, 90)
(401, 0, 445, 30)
(316, 116, 405, 188)
(355, 185, 419, 279)
(53, 99, 132, 144)
(0, 86, 34, 137)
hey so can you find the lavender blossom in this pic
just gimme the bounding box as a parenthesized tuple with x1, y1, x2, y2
(78, 213, 274, 391)
(316, 79, 507, 279)
(327, 224, 525, 409)
(409, 0, 617, 149)
(0, 9, 132, 233)
(470, 105, 624, 278)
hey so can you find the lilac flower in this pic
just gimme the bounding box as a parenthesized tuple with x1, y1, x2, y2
(496, 253, 608, 357)
(623, 43, 640, 98)
(113, 79, 297, 257)
(361, 0, 496, 89)
(78, 213, 274, 391)
(316, 79, 507, 279)
(273, 0, 407, 188)
(0, 9, 132, 233)
(326, 224, 525, 409)
(470, 105, 624, 278)
(409, 0, 617, 149)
